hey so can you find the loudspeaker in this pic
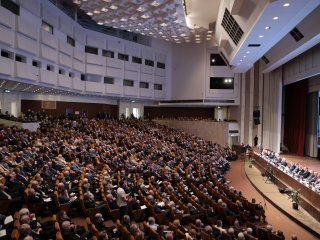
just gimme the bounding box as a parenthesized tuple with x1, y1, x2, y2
(253, 110, 260, 118)
(254, 118, 260, 125)
(253, 110, 261, 125)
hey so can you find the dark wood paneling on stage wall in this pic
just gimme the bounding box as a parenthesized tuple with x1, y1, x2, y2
(21, 100, 117, 118)
(144, 106, 214, 119)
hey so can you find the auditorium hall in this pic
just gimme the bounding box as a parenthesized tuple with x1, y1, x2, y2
(0, 0, 319, 239)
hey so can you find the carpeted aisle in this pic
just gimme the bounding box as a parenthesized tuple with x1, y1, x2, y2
(225, 158, 318, 240)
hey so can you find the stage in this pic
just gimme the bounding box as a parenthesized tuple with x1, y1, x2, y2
(244, 161, 320, 239)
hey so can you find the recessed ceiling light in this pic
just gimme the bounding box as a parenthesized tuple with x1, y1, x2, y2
(97, 22, 103, 25)
(137, 7, 146, 12)
(150, 1, 160, 6)
(87, 12, 93, 16)
(93, 10, 100, 14)
(246, 51, 250, 54)
(211, 59, 215, 63)
(180, 33, 186, 37)
(243, 55, 246, 58)
(110, 5, 118, 10)
(259, 35, 264, 38)
(273, 16, 279, 20)
(141, 14, 150, 19)
(265, 26, 271, 30)
(101, 8, 108, 12)
(283, 3, 290, 7)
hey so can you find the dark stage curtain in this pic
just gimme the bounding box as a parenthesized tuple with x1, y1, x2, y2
(284, 80, 308, 156)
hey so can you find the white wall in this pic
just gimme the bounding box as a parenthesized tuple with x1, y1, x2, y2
(0, 1, 169, 101)
(171, 43, 206, 100)
(118, 101, 144, 119)
(0, 92, 21, 117)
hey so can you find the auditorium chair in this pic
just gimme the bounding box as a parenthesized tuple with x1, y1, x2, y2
(143, 221, 163, 240)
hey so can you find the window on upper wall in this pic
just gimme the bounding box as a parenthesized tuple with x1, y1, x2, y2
(1, 0, 20, 15)
(210, 77, 234, 89)
(118, 53, 129, 61)
(210, 54, 227, 66)
(154, 84, 163, 90)
(46, 64, 54, 72)
(69, 72, 74, 78)
(67, 35, 75, 47)
(123, 79, 134, 87)
(58, 68, 65, 75)
(15, 54, 26, 63)
(42, 21, 54, 34)
(102, 50, 114, 58)
(81, 74, 86, 81)
(132, 56, 142, 64)
(139, 82, 149, 89)
(145, 59, 154, 67)
(1, 50, 13, 59)
(85, 46, 98, 55)
(32, 60, 41, 68)
(104, 77, 114, 84)
(156, 62, 165, 69)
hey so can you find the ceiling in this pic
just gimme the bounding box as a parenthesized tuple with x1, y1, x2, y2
(71, 0, 221, 44)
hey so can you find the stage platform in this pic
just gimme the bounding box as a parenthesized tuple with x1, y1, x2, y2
(244, 163, 320, 239)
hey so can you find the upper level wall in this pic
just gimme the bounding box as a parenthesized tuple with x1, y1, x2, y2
(283, 43, 320, 85)
(0, 0, 169, 100)
(171, 42, 240, 105)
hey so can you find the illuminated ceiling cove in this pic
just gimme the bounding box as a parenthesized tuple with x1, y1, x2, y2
(72, 0, 221, 44)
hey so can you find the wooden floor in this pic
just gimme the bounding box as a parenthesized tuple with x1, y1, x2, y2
(225, 158, 319, 240)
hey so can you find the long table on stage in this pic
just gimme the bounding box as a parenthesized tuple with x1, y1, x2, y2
(250, 153, 320, 222)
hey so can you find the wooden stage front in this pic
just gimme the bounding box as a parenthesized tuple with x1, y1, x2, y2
(248, 153, 320, 238)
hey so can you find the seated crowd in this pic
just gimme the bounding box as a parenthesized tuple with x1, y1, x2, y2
(0, 109, 47, 122)
(0, 115, 298, 240)
(256, 149, 320, 193)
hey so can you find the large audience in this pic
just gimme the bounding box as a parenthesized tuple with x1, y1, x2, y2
(0, 115, 299, 240)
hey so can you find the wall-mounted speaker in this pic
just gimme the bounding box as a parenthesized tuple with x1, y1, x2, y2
(253, 110, 261, 125)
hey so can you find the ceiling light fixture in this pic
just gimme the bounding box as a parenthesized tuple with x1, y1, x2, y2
(150, 1, 160, 7)
(283, 3, 290, 7)
(273, 16, 279, 20)
(265, 26, 271, 30)
(137, 7, 146, 12)
(259, 35, 264, 38)
(110, 5, 118, 10)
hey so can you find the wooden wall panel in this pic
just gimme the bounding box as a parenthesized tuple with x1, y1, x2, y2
(21, 100, 117, 118)
(144, 106, 214, 119)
